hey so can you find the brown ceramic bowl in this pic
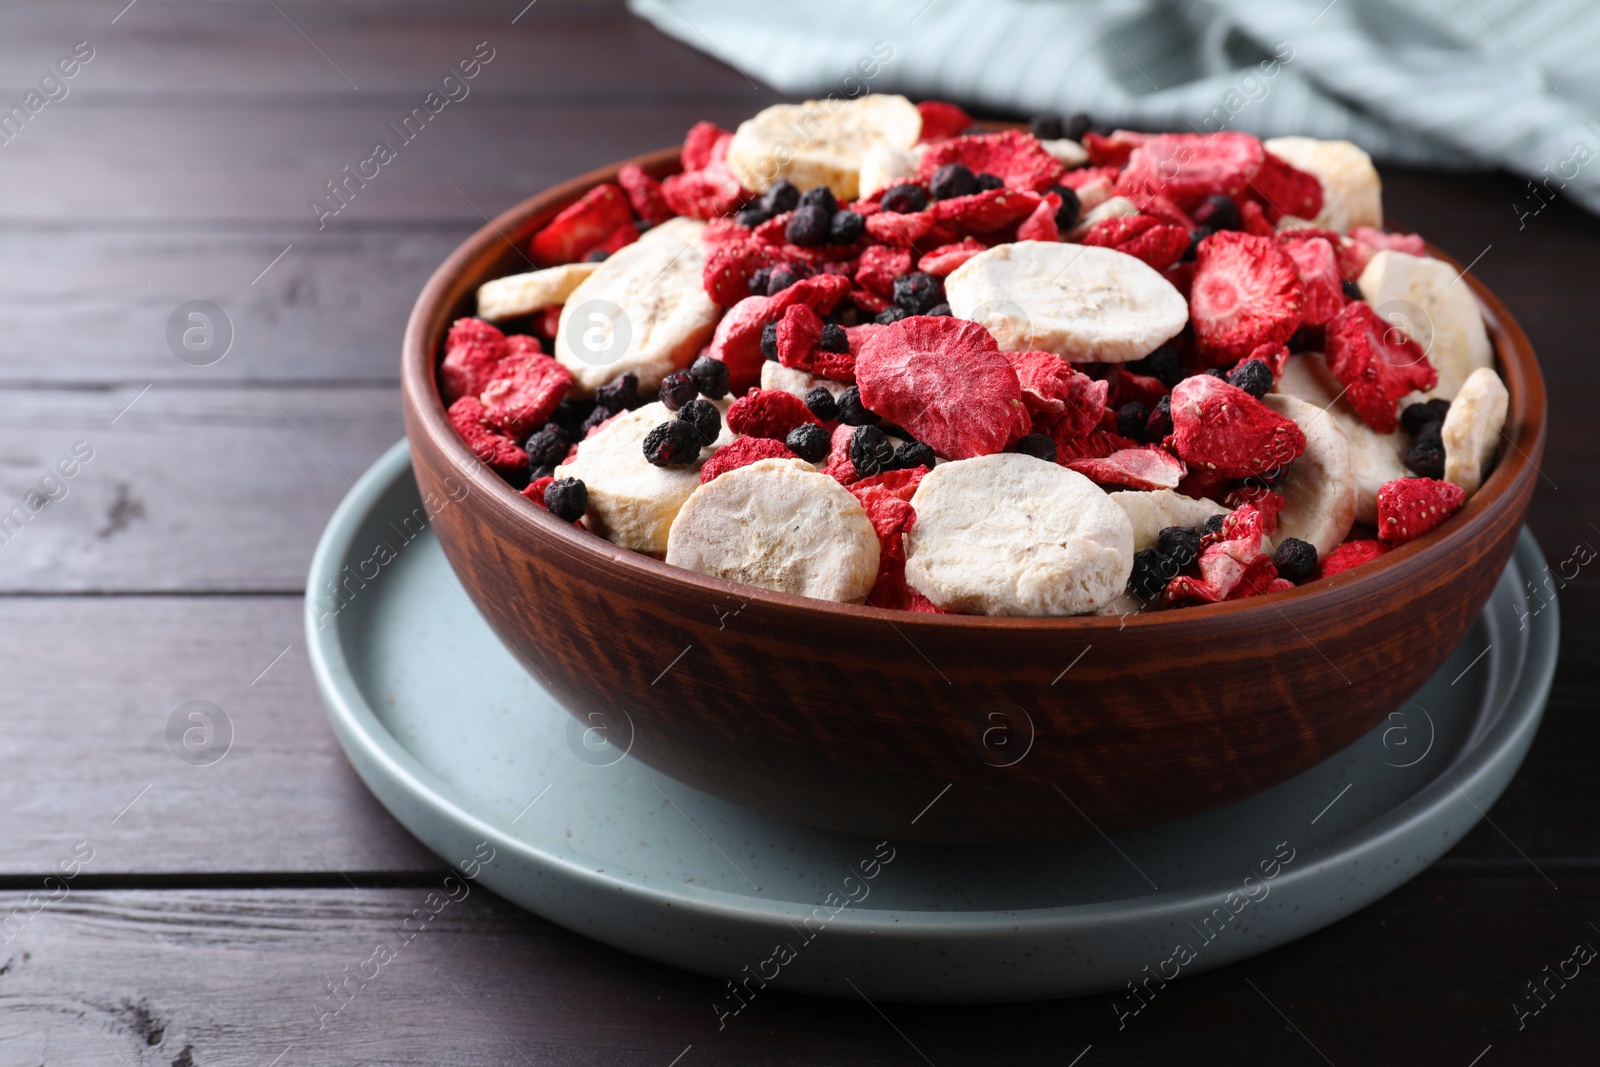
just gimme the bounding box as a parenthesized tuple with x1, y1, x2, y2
(401, 145, 1545, 843)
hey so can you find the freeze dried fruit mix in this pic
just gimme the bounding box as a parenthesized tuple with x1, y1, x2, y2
(440, 96, 1508, 614)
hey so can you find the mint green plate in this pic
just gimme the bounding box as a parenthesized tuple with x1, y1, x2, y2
(307, 439, 1557, 1002)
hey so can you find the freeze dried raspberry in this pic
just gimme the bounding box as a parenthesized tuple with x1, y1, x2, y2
(917, 131, 1067, 193)
(930, 188, 1044, 232)
(917, 239, 988, 276)
(1015, 193, 1061, 242)
(697, 436, 795, 483)
(616, 163, 674, 225)
(1164, 503, 1266, 604)
(447, 397, 527, 473)
(706, 274, 852, 393)
(681, 121, 731, 171)
(865, 208, 942, 247)
(916, 100, 973, 143)
(848, 287, 891, 315)
(440, 317, 509, 403)
(1064, 448, 1186, 490)
(1168, 373, 1306, 478)
(531, 183, 634, 265)
(592, 220, 639, 255)
(703, 240, 780, 307)
(662, 164, 744, 221)
(1237, 199, 1275, 237)
(1083, 130, 1149, 167)
(855, 316, 1029, 459)
(1320, 539, 1389, 578)
(856, 245, 913, 299)
(1324, 301, 1438, 433)
(725, 388, 820, 441)
(1223, 484, 1284, 536)
(479, 349, 574, 437)
(1249, 151, 1324, 222)
(1082, 214, 1190, 271)
(1189, 231, 1304, 363)
(1280, 236, 1344, 328)
(505, 334, 544, 357)
(1375, 477, 1466, 545)
(1116, 132, 1265, 212)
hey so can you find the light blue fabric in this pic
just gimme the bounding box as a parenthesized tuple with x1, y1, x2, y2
(630, 0, 1600, 218)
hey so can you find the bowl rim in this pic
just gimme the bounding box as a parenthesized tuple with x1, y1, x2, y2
(401, 143, 1548, 630)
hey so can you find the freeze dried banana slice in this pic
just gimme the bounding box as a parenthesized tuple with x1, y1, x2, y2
(1442, 366, 1509, 496)
(554, 217, 718, 396)
(1062, 195, 1137, 240)
(1109, 489, 1231, 552)
(1275, 353, 1408, 525)
(724, 94, 922, 200)
(1357, 249, 1492, 401)
(1263, 136, 1383, 232)
(905, 454, 1133, 616)
(665, 458, 879, 602)
(1263, 394, 1358, 557)
(858, 143, 924, 199)
(555, 401, 732, 556)
(945, 241, 1187, 362)
(760, 361, 848, 400)
(1038, 137, 1089, 168)
(476, 263, 598, 322)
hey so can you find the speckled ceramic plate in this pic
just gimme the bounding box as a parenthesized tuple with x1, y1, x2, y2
(308, 440, 1558, 1002)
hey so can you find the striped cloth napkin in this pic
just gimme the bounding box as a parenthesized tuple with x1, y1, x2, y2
(629, 0, 1600, 219)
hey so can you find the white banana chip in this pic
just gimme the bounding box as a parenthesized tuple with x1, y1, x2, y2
(1263, 394, 1358, 558)
(1275, 353, 1408, 525)
(665, 458, 880, 602)
(724, 94, 922, 200)
(1263, 136, 1383, 232)
(1109, 489, 1231, 552)
(905, 454, 1133, 616)
(1442, 366, 1509, 496)
(1038, 138, 1089, 168)
(760, 361, 848, 400)
(1357, 249, 1493, 401)
(1062, 195, 1137, 241)
(858, 143, 924, 199)
(945, 241, 1187, 362)
(476, 263, 597, 322)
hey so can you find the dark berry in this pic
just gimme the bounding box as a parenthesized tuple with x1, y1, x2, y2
(1029, 114, 1064, 140)
(766, 264, 803, 295)
(1341, 278, 1363, 301)
(528, 463, 555, 481)
(1273, 537, 1319, 584)
(524, 425, 570, 468)
(579, 405, 611, 435)
(1413, 418, 1443, 449)
(1048, 184, 1082, 231)
(893, 439, 936, 469)
(1156, 526, 1202, 571)
(1063, 111, 1093, 140)
(849, 425, 894, 477)
(803, 386, 839, 421)
(786, 423, 831, 462)
(874, 306, 908, 324)
(689, 355, 729, 399)
(893, 271, 944, 315)
(1013, 433, 1057, 462)
(1193, 194, 1241, 232)
(1184, 226, 1215, 261)
(924, 303, 952, 317)
(595, 372, 640, 412)
(974, 172, 1005, 192)
(1400, 399, 1452, 436)
(1127, 344, 1182, 387)
(929, 163, 978, 201)
(677, 397, 722, 445)
(761, 179, 801, 216)
(748, 266, 773, 295)
(1204, 367, 1229, 379)
(550, 397, 596, 438)
(829, 210, 865, 244)
(837, 385, 877, 425)
(583, 248, 609, 263)
(642, 420, 701, 466)
(798, 186, 837, 216)
(1404, 441, 1446, 479)
(543, 477, 587, 522)
(819, 323, 849, 353)
(880, 183, 929, 214)
(658, 369, 698, 411)
(1116, 401, 1149, 441)
(1228, 358, 1273, 399)
(785, 203, 831, 246)
(1129, 548, 1174, 601)
(761, 321, 779, 360)
(1145, 395, 1174, 439)
(1203, 514, 1226, 536)
(735, 206, 769, 229)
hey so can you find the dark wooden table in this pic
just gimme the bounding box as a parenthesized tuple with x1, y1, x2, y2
(0, 2, 1594, 1063)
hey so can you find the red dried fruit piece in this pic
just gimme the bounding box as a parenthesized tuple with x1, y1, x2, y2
(539, 306, 563, 339)
(1237, 199, 1275, 237)
(1324, 301, 1438, 433)
(698, 436, 795, 483)
(707, 274, 852, 393)
(917, 131, 1066, 193)
(531, 183, 634, 266)
(1168, 373, 1307, 478)
(703, 241, 780, 307)
(1082, 214, 1190, 271)
(930, 188, 1044, 232)
(522, 475, 555, 509)
(1280, 236, 1344, 328)
(866, 560, 947, 613)
(1164, 260, 1195, 299)
(1350, 226, 1425, 257)
(848, 467, 926, 562)
(1223, 484, 1284, 536)
(776, 302, 823, 363)
(1055, 428, 1139, 461)
(865, 208, 941, 248)
(844, 322, 887, 350)
(856, 317, 1029, 460)
(1173, 465, 1234, 503)
(1189, 231, 1304, 364)
(1223, 555, 1288, 600)
(440, 317, 509, 403)
(447, 397, 527, 473)
(1249, 151, 1324, 222)
(856, 245, 913, 299)
(1164, 503, 1266, 604)
(1320, 538, 1389, 577)
(616, 163, 674, 225)
(1116, 132, 1265, 212)
(1375, 477, 1466, 545)
(821, 423, 861, 484)
(701, 217, 752, 250)
(1015, 193, 1061, 242)
(593, 220, 639, 255)
(681, 121, 730, 171)
(662, 164, 744, 221)
(1059, 164, 1122, 190)
(1227, 342, 1290, 383)
(917, 239, 988, 276)
(848, 287, 891, 315)
(1083, 130, 1150, 167)
(725, 388, 820, 441)
(505, 334, 544, 356)
(1064, 448, 1186, 490)
(915, 100, 973, 143)
(479, 349, 574, 438)
(1004, 351, 1107, 432)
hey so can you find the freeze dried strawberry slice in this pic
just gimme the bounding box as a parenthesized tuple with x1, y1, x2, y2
(701, 217, 753, 250)
(1324, 301, 1437, 433)
(1084, 130, 1150, 167)
(1320, 538, 1389, 578)
(917, 131, 1066, 193)
(1082, 214, 1190, 271)
(778, 304, 856, 381)
(1058, 165, 1122, 190)
(1223, 484, 1284, 536)
(917, 239, 988, 276)
(865, 209, 941, 248)
(1223, 556, 1289, 600)
(522, 475, 555, 509)
(616, 163, 674, 225)
(531, 183, 634, 266)
(1168, 373, 1306, 478)
(703, 241, 780, 307)
(856, 245, 913, 299)
(662, 164, 744, 221)
(1237, 199, 1275, 237)
(725, 388, 820, 441)
(447, 397, 527, 474)
(916, 100, 972, 143)
(1064, 448, 1186, 490)
(856, 317, 1028, 459)
(1249, 151, 1324, 222)
(1280, 236, 1344, 328)
(848, 466, 926, 561)
(1164, 503, 1265, 604)
(1189, 231, 1304, 363)
(1015, 193, 1061, 242)
(931, 188, 1043, 232)
(1375, 477, 1466, 545)
(1231, 342, 1290, 380)
(1004, 350, 1107, 434)
(592, 220, 639, 255)
(1350, 226, 1426, 256)
(681, 121, 731, 171)
(479, 349, 573, 438)
(698, 436, 795, 483)
(707, 275, 851, 392)
(1116, 132, 1265, 212)
(848, 287, 891, 315)
(821, 423, 862, 484)
(440, 317, 523, 404)
(866, 561, 947, 613)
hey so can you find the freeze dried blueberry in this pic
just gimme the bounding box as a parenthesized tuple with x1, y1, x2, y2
(528, 463, 555, 481)
(804, 386, 838, 421)
(1204, 367, 1229, 379)
(829, 210, 865, 244)
(748, 266, 773, 295)
(1157, 525, 1202, 571)
(658, 369, 698, 411)
(836, 385, 878, 426)
(1404, 441, 1446, 479)
(595, 371, 640, 412)
(579, 405, 611, 435)
(1341, 278, 1363, 301)
(761, 179, 801, 216)
(544, 477, 588, 522)
(761, 320, 780, 360)
(583, 249, 610, 263)
(1116, 401, 1150, 441)
(819, 323, 850, 353)
(1013, 433, 1058, 462)
(766, 264, 803, 295)
(689, 355, 730, 399)
(1128, 344, 1182, 388)
(798, 186, 838, 216)
(1193, 194, 1241, 232)
(1203, 514, 1226, 535)
(735, 206, 769, 229)
(550, 397, 596, 438)
(786, 203, 831, 246)
(1184, 225, 1216, 261)
(642, 420, 702, 466)
(1400, 399, 1452, 436)
(1228, 358, 1273, 399)
(924, 303, 952, 317)
(1063, 111, 1093, 140)
(1029, 114, 1064, 140)
(1274, 537, 1319, 584)
(1048, 184, 1082, 231)
(524, 424, 570, 468)
(880, 183, 929, 214)
(1413, 418, 1443, 449)
(893, 271, 944, 315)
(893, 439, 936, 469)
(1129, 548, 1173, 600)
(786, 422, 831, 462)
(974, 172, 1005, 192)
(677, 397, 722, 445)
(1146, 395, 1174, 440)
(850, 425, 895, 476)
(874, 306, 908, 324)
(929, 163, 978, 201)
